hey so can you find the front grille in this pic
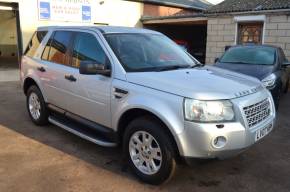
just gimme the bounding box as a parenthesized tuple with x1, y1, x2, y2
(243, 98, 271, 128)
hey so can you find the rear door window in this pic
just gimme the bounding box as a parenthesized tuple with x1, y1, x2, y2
(44, 31, 73, 66)
(72, 32, 107, 68)
(25, 31, 48, 57)
(41, 34, 53, 61)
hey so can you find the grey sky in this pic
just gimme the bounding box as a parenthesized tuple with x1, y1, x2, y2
(207, 0, 224, 5)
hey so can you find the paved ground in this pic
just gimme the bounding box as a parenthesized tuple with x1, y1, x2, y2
(0, 69, 19, 82)
(0, 56, 19, 69)
(0, 81, 290, 192)
(0, 57, 20, 82)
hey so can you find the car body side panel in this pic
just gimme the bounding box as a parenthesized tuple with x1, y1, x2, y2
(21, 30, 54, 101)
(64, 66, 113, 127)
(111, 78, 186, 153)
(21, 56, 48, 102)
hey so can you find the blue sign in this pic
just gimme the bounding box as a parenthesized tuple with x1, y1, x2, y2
(39, 1, 50, 20)
(82, 5, 91, 21)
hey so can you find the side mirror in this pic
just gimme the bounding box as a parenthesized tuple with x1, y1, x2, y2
(282, 61, 290, 67)
(79, 61, 111, 76)
(214, 58, 219, 63)
(225, 45, 232, 51)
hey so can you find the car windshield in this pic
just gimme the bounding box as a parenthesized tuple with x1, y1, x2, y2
(105, 33, 198, 72)
(220, 47, 276, 65)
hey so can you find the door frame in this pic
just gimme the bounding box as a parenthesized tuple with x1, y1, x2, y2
(0, 2, 22, 66)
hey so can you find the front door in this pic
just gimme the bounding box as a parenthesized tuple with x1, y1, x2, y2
(64, 31, 112, 127)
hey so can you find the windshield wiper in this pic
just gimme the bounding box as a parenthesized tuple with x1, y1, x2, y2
(155, 65, 190, 72)
(222, 61, 250, 64)
(188, 63, 204, 68)
(155, 64, 202, 72)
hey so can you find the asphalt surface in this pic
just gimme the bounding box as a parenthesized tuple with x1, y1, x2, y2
(0, 81, 290, 192)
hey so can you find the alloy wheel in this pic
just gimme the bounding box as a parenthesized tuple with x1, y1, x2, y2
(129, 131, 162, 175)
(28, 92, 41, 120)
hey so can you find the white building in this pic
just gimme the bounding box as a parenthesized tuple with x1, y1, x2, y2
(0, 0, 212, 69)
(0, 0, 143, 67)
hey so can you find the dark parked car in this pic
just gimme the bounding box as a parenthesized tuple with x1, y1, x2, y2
(214, 45, 290, 108)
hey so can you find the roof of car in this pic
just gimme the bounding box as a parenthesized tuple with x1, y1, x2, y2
(37, 26, 161, 34)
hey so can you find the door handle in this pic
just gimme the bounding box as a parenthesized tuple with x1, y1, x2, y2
(37, 66, 46, 72)
(65, 74, 77, 82)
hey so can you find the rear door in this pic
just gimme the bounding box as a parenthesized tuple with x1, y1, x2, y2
(40, 30, 74, 110)
(63, 30, 112, 127)
(22, 30, 48, 87)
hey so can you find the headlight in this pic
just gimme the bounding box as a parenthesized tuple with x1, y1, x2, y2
(262, 74, 276, 88)
(184, 99, 235, 122)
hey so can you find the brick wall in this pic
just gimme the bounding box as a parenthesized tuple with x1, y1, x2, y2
(206, 17, 236, 64)
(206, 14, 290, 64)
(264, 15, 290, 59)
(143, 4, 193, 17)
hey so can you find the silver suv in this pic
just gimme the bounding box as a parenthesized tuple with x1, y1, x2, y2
(21, 26, 276, 184)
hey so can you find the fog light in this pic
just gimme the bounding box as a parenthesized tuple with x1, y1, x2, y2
(212, 136, 227, 148)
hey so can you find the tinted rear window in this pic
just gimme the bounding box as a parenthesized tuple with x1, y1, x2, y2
(220, 47, 276, 65)
(25, 31, 48, 57)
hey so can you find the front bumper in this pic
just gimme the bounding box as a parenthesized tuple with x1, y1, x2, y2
(175, 89, 276, 160)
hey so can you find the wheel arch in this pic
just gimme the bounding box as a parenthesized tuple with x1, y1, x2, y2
(23, 77, 39, 95)
(23, 76, 48, 102)
(117, 108, 181, 160)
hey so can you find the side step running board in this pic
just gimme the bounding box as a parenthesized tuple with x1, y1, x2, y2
(48, 116, 117, 147)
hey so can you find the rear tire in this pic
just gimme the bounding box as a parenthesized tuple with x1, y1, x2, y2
(123, 116, 176, 185)
(26, 85, 49, 126)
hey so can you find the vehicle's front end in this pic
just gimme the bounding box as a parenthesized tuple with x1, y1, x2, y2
(261, 73, 283, 107)
(178, 87, 275, 162)
(214, 45, 290, 109)
(122, 65, 276, 163)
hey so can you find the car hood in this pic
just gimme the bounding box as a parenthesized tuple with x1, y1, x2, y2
(215, 63, 274, 80)
(126, 66, 262, 100)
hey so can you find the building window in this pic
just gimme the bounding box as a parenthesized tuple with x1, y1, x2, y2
(237, 22, 263, 45)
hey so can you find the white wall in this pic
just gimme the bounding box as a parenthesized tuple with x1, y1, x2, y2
(93, 0, 143, 27)
(0, 0, 143, 52)
(0, 10, 17, 56)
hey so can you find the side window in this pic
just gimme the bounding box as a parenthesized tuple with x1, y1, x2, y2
(47, 31, 73, 66)
(25, 31, 48, 57)
(72, 32, 107, 68)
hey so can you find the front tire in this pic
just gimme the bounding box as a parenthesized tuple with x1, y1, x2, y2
(274, 86, 282, 110)
(26, 85, 49, 125)
(285, 79, 289, 93)
(123, 116, 176, 185)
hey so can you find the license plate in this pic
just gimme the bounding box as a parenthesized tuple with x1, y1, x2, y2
(255, 123, 272, 142)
